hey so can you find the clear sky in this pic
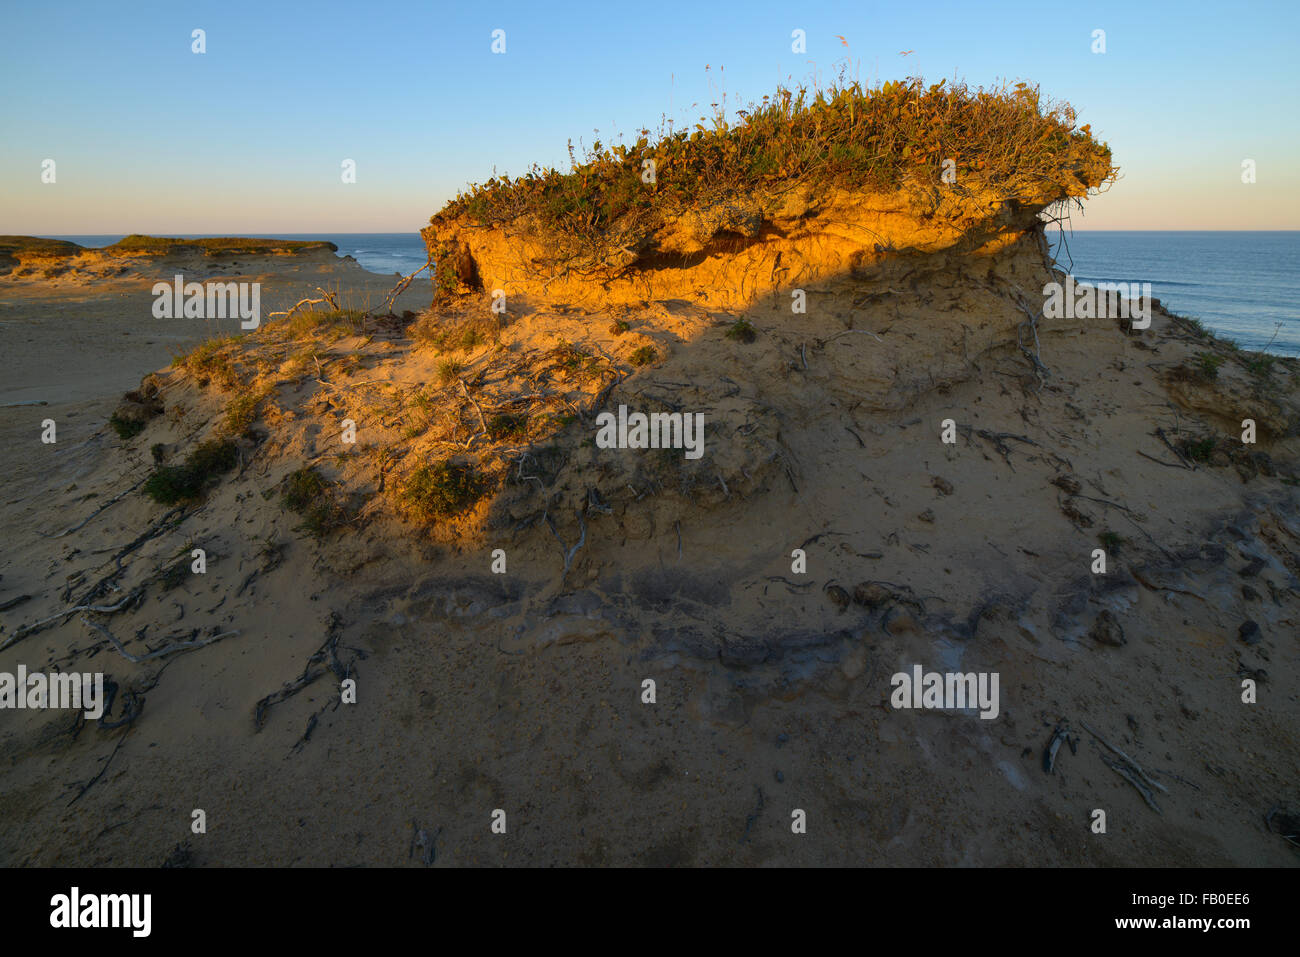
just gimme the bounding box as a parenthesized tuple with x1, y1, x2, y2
(2, 0, 1296, 234)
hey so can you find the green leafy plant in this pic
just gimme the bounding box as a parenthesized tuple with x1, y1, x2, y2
(108, 412, 145, 440)
(143, 439, 239, 504)
(1181, 436, 1217, 463)
(280, 467, 348, 537)
(725, 318, 757, 343)
(1195, 352, 1224, 380)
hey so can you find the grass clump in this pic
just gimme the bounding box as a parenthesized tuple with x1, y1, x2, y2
(108, 412, 146, 440)
(287, 308, 364, 340)
(281, 467, 329, 512)
(1245, 354, 1275, 377)
(1195, 352, 1225, 380)
(174, 336, 240, 389)
(437, 358, 464, 383)
(429, 78, 1114, 264)
(223, 389, 268, 435)
(725, 318, 757, 343)
(1181, 436, 1218, 463)
(401, 460, 485, 520)
(551, 340, 599, 379)
(143, 439, 239, 504)
(280, 467, 348, 537)
(411, 313, 500, 355)
(629, 346, 658, 367)
(487, 413, 528, 442)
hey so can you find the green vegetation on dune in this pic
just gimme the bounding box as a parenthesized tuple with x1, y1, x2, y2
(280, 467, 350, 537)
(143, 439, 240, 504)
(0, 235, 337, 273)
(286, 307, 365, 340)
(172, 335, 240, 389)
(106, 235, 338, 256)
(429, 78, 1115, 246)
(0, 236, 84, 258)
(108, 412, 146, 440)
(401, 461, 486, 520)
(0, 236, 84, 272)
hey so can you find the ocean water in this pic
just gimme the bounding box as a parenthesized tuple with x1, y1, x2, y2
(1051, 231, 1300, 357)
(46, 230, 1300, 357)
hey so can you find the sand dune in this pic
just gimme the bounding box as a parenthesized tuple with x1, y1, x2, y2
(1, 218, 1297, 865)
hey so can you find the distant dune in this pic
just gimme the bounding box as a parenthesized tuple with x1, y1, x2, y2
(0, 234, 340, 283)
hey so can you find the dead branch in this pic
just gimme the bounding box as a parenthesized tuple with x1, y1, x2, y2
(267, 287, 340, 320)
(372, 254, 432, 318)
(1082, 720, 1168, 814)
(253, 613, 356, 731)
(83, 617, 239, 663)
(2, 587, 146, 651)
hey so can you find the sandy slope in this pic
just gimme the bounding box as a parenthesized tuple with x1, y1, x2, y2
(0, 239, 1297, 867)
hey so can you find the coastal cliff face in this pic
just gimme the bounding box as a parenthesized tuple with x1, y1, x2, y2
(2, 88, 1299, 867)
(420, 181, 1100, 313)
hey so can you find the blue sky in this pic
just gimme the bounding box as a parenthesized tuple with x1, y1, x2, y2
(2, 0, 1297, 233)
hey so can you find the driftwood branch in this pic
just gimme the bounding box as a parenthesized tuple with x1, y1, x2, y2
(373, 254, 432, 317)
(1, 587, 145, 651)
(1082, 720, 1168, 813)
(267, 287, 340, 320)
(83, 618, 239, 664)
